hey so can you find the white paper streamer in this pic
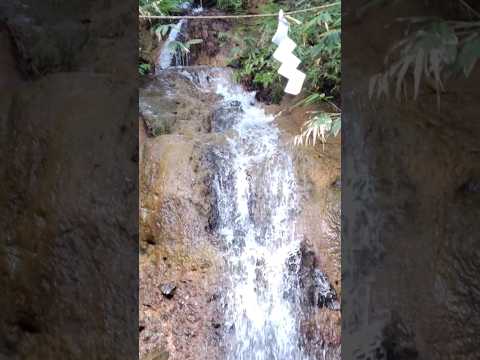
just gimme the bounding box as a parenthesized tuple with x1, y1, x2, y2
(271, 10, 305, 95)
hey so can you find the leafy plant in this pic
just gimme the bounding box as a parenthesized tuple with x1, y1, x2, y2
(294, 112, 341, 149)
(139, 0, 190, 16)
(155, 23, 177, 38)
(217, 31, 230, 43)
(168, 39, 203, 55)
(368, 1, 480, 104)
(216, 0, 246, 12)
(139, 62, 152, 75)
(139, 0, 193, 74)
(370, 19, 457, 102)
(232, 0, 341, 142)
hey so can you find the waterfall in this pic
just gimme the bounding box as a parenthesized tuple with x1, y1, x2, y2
(213, 73, 306, 360)
(180, 68, 308, 359)
(155, 6, 203, 73)
(156, 19, 186, 72)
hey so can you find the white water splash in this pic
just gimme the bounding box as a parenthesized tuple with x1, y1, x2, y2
(193, 69, 309, 359)
(156, 19, 186, 72)
(156, 6, 204, 73)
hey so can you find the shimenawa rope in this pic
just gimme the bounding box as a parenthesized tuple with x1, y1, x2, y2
(139, 2, 339, 20)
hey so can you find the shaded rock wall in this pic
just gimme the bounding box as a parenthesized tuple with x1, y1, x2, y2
(0, 1, 138, 359)
(343, 1, 480, 358)
(277, 109, 342, 355)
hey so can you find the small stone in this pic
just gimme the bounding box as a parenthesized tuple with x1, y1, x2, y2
(332, 177, 341, 189)
(160, 283, 176, 298)
(212, 321, 221, 329)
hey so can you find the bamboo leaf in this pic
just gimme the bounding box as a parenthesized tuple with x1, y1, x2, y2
(369, 74, 378, 99)
(396, 56, 412, 100)
(414, 48, 424, 100)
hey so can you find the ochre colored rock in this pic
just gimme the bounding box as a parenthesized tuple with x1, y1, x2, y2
(140, 71, 341, 358)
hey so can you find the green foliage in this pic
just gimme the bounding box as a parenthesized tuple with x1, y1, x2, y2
(370, 19, 456, 102)
(233, 0, 341, 101)
(139, 62, 152, 75)
(294, 112, 341, 149)
(139, 0, 192, 74)
(230, 0, 341, 145)
(139, 0, 342, 146)
(168, 39, 203, 54)
(155, 23, 178, 38)
(292, 93, 340, 147)
(216, 0, 246, 12)
(368, 2, 480, 104)
(139, 0, 190, 16)
(233, 43, 282, 88)
(217, 31, 230, 43)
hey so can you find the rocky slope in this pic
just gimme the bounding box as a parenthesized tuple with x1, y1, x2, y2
(139, 68, 341, 359)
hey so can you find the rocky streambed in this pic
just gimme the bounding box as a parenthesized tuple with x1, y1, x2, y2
(139, 67, 341, 360)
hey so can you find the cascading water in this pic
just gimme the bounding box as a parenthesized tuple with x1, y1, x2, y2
(155, 5, 203, 73)
(143, 60, 341, 357)
(156, 19, 186, 72)
(179, 69, 309, 359)
(145, 6, 341, 358)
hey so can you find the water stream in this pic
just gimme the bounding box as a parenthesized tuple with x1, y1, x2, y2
(155, 5, 203, 72)
(156, 19, 187, 72)
(168, 67, 308, 359)
(154, 18, 316, 358)
(211, 76, 307, 360)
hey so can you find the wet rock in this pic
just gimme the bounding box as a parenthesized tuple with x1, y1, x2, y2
(313, 270, 338, 310)
(183, 9, 232, 66)
(140, 71, 226, 360)
(382, 313, 418, 360)
(0, 1, 138, 359)
(299, 246, 339, 311)
(211, 100, 243, 132)
(7, 14, 88, 76)
(140, 111, 175, 137)
(160, 283, 177, 299)
(140, 73, 216, 137)
(139, 82, 177, 136)
(212, 320, 222, 329)
(297, 240, 341, 357)
(1, 1, 135, 79)
(140, 134, 216, 251)
(140, 67, 341, 359)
